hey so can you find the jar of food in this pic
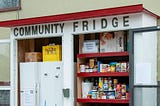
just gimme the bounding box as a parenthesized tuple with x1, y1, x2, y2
(102, 93, 107, 99)
(80, 64, 85, 72)
(91, 90, 97, 99)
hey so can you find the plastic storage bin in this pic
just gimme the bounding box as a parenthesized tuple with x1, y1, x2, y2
(42, 45, 62, 62)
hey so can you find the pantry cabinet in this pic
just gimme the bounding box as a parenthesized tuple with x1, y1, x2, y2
(75, 31, 130, 106)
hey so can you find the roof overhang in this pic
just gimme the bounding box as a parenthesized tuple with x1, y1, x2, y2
(0, 4, 159, 27)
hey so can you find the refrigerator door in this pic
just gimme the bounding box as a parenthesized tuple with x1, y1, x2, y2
(20, 62, 38, 106)
(39, 62, 63, 106)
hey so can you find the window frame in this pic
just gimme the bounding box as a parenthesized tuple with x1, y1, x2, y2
(0, 39, 11, 106)
(0, 0, 21, 12)
(129, 26, 160, 106)
(0, 39, 11, 86)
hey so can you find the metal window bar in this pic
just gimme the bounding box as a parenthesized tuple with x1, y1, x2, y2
(133, 85, 160, 106)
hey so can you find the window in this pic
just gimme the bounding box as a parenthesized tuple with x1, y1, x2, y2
(0, 90, 10, 106)
(0, 39, 11, 106)
(0, 0, 21, 12)
(0, 40, 10, 85)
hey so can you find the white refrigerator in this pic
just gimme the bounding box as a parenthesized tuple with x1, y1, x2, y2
(20, 62, 63, 106)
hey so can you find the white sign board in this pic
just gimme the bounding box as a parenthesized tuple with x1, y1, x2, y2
(11, 13, 142, 39)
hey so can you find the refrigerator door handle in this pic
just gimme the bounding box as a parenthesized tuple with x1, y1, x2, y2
(55, 73, 59, 78)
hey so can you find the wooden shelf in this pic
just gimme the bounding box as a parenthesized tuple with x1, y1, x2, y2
(77, 98, 129, 104)
(77, 52, 129, 58)
(77, 72, 129, 77)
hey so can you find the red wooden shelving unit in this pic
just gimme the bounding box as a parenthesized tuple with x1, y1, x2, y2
(77, 98, 129, 104)
(77, 52, 129, 58)
(76, 51, 130, 105)
(77, 72, 129, 77)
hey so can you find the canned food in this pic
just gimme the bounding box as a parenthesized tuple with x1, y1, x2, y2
(121, 84, 126, 94)
(116, 84, 121, 92)
(80, 64, 85, 72)
(113, 79, 118, 84)
(91, 90, 97, 99)
(102, 93, 106, 99)
(89, 68, 93, 72)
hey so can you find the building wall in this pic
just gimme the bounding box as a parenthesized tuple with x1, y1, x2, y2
(0, 28, 10, 39)
(19, 0, 140, 18)
(13, 0, 160, 19)
(142, 0, 160, 15)
(0, 0, 160, 21)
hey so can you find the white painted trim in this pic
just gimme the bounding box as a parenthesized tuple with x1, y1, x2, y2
(0, 86, 11, 90)
(62, 33, 74, 106)
(0, 39, 11, 43)
(10, 36, 16, 106)
(14, 40, 18, 106)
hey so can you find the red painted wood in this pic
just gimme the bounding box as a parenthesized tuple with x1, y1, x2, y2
(0, 82, 10, 86)
(77, 52, 129, 58)
(77, 98, 129, 104)
(77, 72, 129, 77)
(0, 4, 148, 27)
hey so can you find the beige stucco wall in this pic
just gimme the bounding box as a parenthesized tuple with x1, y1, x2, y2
(0, 11, 17, 39)
(0, 0, 159, 22)
(0, 28, 10, 39)
(18, 0, 160, 19)
(19, 0, 140, 19)
(0, 11, 17, 21)
(0, 0, 158, 20)
(142, 0, 160, 16)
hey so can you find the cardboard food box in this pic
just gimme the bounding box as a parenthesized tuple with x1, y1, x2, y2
(100, 31, 124, 53)
(42, 45, 62, 62)
(25, 52, 42, 62)
(115, 31, 125, 52)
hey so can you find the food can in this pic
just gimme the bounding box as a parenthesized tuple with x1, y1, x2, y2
(121, 62, 127, 72)
(89, 68, 93, 72)
(113, 79, 118, 84)
(80, 64, 85, 72)
(89, 59, 95, 68)
(116, 84, 121, 92)
(107, 91, 115, 99)
(116, 63, 121, 72)
(126, 92, 129, 99)
(102, 93, 106, 99)
(91, 90, 97, 99)
(121, 84, 126, 94)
